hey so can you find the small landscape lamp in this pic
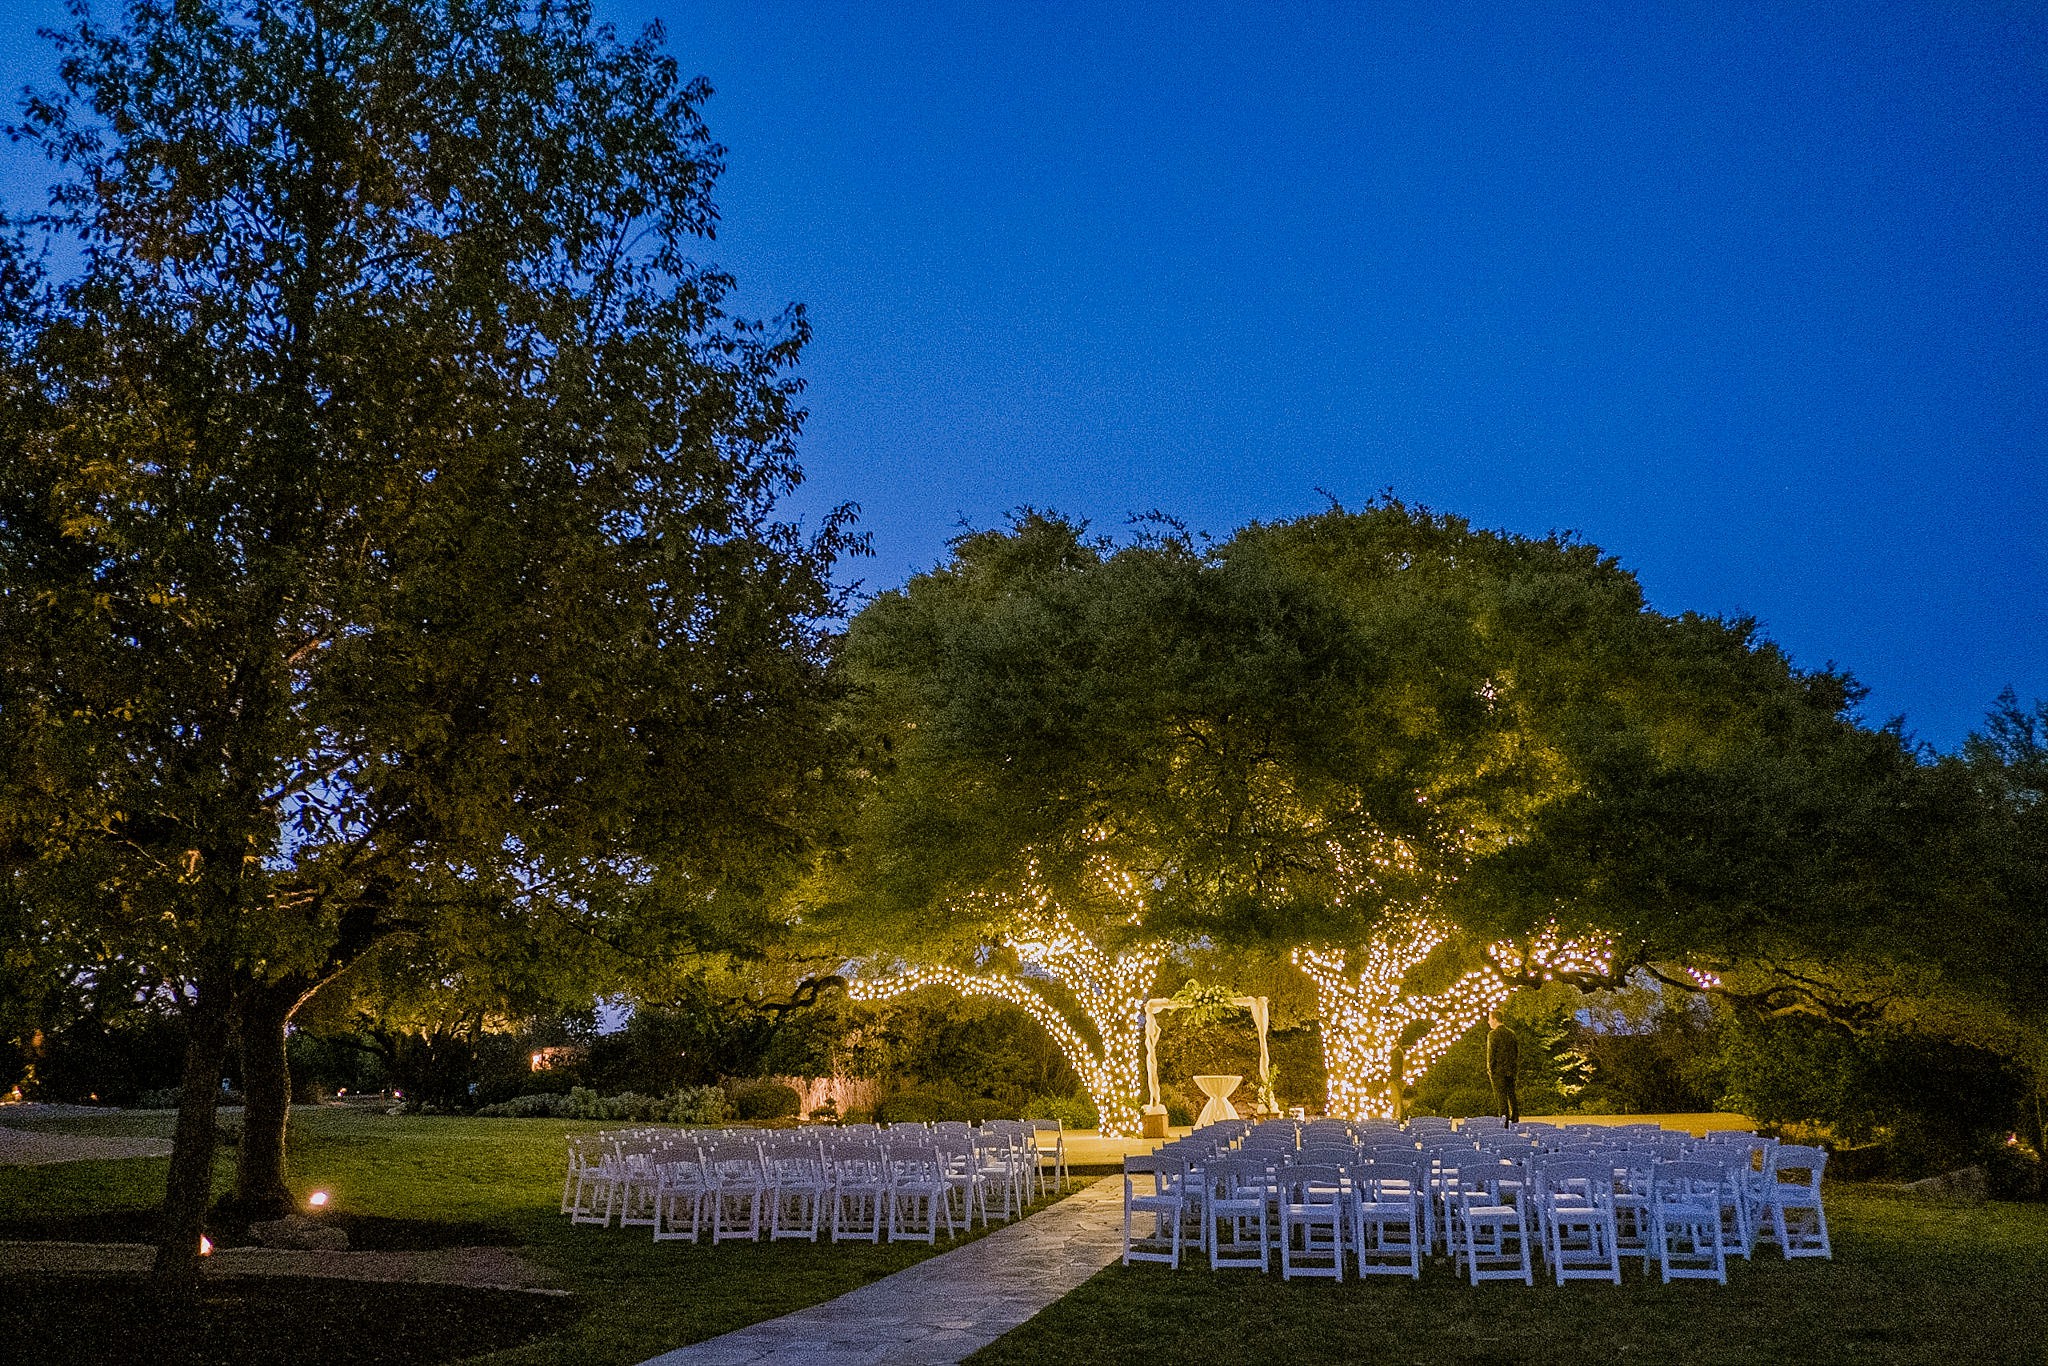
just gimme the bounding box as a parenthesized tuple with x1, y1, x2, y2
(307, 1190, 329, 1209)
(198, 1234, 214, 1256)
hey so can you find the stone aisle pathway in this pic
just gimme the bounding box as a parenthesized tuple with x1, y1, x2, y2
(637, 1175, 1127, 1366)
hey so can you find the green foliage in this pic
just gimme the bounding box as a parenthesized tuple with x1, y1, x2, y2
(1167, 981, 1250, 1031)
(474, 1085, 730, 1124)
(860, 994, 1081, 1110)
(1715, 1013, 2029, 1176)
(19, 1008, 188, 1105)
(0, 0, 857, 1265)
(1021, 1093, 1098, 1130)
(725, 1078, 802, 1121)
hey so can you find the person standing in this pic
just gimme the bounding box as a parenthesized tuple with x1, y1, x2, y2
(1485, 1009, 1521, 1127)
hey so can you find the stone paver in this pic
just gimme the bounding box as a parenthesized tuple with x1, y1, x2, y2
(637, 1175, 1127, 1366)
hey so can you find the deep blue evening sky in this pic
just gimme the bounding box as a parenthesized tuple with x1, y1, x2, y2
(2, 1, 2043, 750)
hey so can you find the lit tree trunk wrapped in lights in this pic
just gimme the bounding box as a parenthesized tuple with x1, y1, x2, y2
(1293, 917, 1511, 1120)
(849, 898, 1164, 1137)
(1295, 916, 1620, 1119)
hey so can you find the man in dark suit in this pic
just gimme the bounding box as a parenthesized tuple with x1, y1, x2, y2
(1486, 1009, 1520, 1126)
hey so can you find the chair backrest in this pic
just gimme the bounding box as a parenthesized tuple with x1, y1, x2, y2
(1125, 1151, 1188, 1192)
(1767, 1144, 1828, 1188)
(1362, 1155, 1426, 1197)
(1281, 1163, 1349, 1203)
(1652, 1159, 1726, 1204)
(1203, 1156, 1273, 1197)
(1539, 1158, 1614, 1202)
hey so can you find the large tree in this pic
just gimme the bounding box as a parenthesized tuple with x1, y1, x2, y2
(823, 512, 1367, 1133)
(0, 0, 852, 1288)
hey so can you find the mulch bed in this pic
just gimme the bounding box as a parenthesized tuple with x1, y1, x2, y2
(13, 1273, 576, 1366)
(0, 1207, 520, 1249)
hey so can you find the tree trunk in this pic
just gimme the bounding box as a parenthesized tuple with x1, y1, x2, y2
(154, 982, 233, 1290)
(232, 979, 301, 1219)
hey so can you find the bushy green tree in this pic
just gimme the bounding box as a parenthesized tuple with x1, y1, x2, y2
(0, 0, 851, 1286)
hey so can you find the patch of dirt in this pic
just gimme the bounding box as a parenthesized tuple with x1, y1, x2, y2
(0, 1238, 563, 1291)
(0, 1206, 520, 1250)
(0, 1123, 172, 1165)
(9, 1273, 576, 1366)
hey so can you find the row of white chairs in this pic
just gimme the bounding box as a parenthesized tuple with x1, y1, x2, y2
(562, 1119, 1069, 1244)
(1123, 1118, 1830, 1285)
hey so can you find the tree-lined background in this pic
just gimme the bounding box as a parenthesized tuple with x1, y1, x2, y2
(1, 0, 2042, 1307)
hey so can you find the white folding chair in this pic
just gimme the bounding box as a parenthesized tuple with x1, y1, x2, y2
(885, 1141, 955, 1243)
(1122, 1152, 1190, 1268)
(1027, 1119, 1069, 1193)
(653, 1139, 707, 1243)
(1535, 1158, 1622, 1285)
(1278, 1162, 1348, 1282)
(704, 1140, 767, 1244)
(827, 1138, 887, 1243)
(1354, 1156, 1426, 1279)
(766, 1138, 830, 1241)
(1449, 1158, 1533, 1286)
(1755, 1144, 1831, 1259)
(1650, 1160, 1729, 1283)
(1203, 1157, 1273, 1272)
(568, 1133, 626, 1226)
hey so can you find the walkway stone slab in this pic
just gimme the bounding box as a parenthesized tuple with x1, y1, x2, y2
(637, 1175, 1127, 1366)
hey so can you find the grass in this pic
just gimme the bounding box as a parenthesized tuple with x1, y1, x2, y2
(0, 1105, 1077, 1366)
(966, 1185, 2048, 1366)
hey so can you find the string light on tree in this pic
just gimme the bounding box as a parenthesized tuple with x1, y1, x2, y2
(847, 855, 1164, 1137)
(1297, 912, 1623, 1119)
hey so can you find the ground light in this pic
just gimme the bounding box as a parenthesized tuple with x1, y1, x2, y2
(198, 1234, 213, 1256)
(308, 1190, 329, 1208)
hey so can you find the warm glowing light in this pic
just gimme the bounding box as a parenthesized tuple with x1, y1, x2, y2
(1297, 912, 1617, 1119)
(848, 856, 1163, 1137)
(1296, 913, 1514, 1120)
(307, 1191, 329, 1208)
(198, 1235, 213, 1256)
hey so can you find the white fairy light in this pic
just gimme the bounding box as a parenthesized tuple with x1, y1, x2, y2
(1298, 911, 1619, 1120)
(847, 852, 1165, 1137)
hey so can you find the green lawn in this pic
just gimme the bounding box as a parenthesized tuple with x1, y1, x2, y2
(0, 1106, 1074, 1366)
(968, 1186, 2048, 1366)
(12, 1108, 2046, 1366)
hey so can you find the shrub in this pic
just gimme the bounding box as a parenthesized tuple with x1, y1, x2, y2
(664, 1086, 732, 1125)
(726, 1079, 801, 1121)
(473, 1085, 730, 1124)
(875, 1088, 943, 1123)
(1021, 1093, 1097, 1131)
(476, 1092, 577, 1118)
